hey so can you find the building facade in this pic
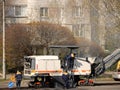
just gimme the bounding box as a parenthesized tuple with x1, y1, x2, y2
(5, 0, 106, 49)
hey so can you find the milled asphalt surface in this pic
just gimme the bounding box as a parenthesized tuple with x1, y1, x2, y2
(0, 72, 119, 89)
(1, 79, 120, 90)
(1, 78, 120, 90)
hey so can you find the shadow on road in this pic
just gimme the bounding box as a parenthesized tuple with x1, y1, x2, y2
(95, 82, 120, 86)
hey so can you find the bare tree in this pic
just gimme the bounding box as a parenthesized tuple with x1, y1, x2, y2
(89, 0, 120, 51)
(103, 0, 120, 51)
(29, 22, 76, 54)
(5, 24, 33, 72)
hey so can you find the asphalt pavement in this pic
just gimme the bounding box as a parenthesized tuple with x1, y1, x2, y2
(0, 79, 120, 90)
(0, 72, 120, 90)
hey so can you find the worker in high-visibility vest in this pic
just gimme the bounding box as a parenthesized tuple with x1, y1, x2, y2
(116, 60, 120, 72)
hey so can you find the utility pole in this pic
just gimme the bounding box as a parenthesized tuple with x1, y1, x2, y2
(2, 0, 6, 79)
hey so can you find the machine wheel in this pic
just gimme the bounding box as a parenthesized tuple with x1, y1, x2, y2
(88, 82, 94, 86)
(78, 79, 94, 86)
(88, 79, 94, 86)
(34, 82, 42, 88)
(78, 80, 85, 86)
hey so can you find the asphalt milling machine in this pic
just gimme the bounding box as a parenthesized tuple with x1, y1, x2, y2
(23, 45, 120, 89)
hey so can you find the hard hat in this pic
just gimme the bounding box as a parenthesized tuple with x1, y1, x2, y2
(17, 71, 21, 74)
(71, 53, 75, 57)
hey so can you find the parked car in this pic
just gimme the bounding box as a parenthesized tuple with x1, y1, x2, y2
(112, 60, 120, 81)
(112, 71, 120, 81)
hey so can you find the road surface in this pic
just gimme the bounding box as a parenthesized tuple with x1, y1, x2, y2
(0, 80, 120, 90)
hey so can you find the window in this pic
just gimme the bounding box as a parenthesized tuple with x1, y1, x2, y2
(40, 7, 48, 17)
(91, 7, 99, 17)
(72, 24, 80, 37)
(6, 5, 27, 17)
(72, 24, 86, 37)
(81, 24, 85, 37)
(15, 5, 27, 16)
(15, 6, 22, 16)
(6, 6, 14, 16)
(74, 6, 82, 17)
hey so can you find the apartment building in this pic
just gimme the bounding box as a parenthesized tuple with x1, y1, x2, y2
(5, 0, 106, 48)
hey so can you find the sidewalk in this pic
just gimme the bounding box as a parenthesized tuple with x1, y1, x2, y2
(0, 79, 29, 88)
